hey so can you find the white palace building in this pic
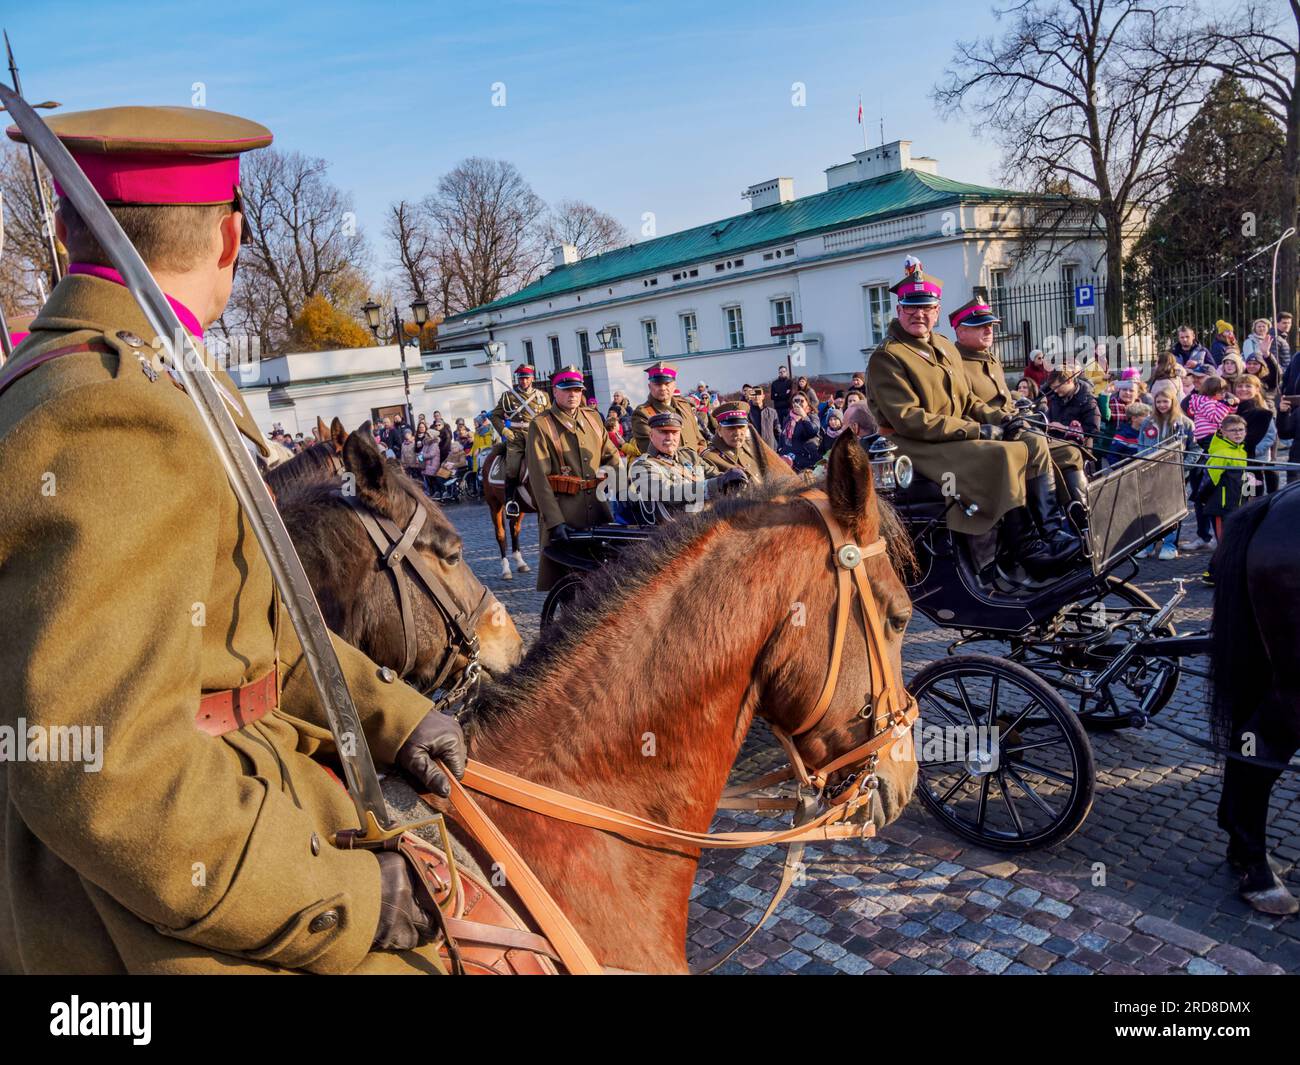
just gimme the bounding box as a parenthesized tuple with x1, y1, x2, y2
(239, 139, 1106, 434)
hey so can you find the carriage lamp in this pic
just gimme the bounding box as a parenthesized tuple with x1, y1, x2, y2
(868, 437, 912, 495)
(410, 298, 429, 327)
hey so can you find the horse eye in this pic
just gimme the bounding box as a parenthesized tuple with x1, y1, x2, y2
(444, 551, 461, 566)
(888, 612, 911, 634)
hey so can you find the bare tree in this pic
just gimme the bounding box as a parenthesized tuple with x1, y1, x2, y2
(540, 199, 628, 260)
(422, 157, 547, 314)
(223, 148, 371, 352)
(0, 143, 59, 315)
(934, 0, 1205, 336)
(1196, 0, 1300, 321)
(386, 198, 439, 305)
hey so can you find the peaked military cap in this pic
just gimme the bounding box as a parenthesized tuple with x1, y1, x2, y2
(948, 297, 1001, 329)
(714, 401, 750, 427)
(647, 411, 683, 430)
(645, 361, 678, 381)
(552, 365, 585, 389)
(6, 105, 272, 206)
(890, 255, 943, 306)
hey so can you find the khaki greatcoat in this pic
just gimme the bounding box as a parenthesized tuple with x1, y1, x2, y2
(525, 402, 620, 590)
(866, 319, 1029, 535)
(630, 394, 706, 454)
(0, 275, 449, 975)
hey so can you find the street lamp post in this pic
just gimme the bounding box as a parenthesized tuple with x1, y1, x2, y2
(363, 297, 429, 429)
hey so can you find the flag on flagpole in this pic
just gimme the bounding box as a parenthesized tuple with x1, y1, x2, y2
(857, 96, 863, 124)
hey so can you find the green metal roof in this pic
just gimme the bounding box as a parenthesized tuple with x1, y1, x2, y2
(448, 169, 1024, 321)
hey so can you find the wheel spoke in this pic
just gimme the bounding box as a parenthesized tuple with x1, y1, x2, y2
(986, 673, 1000, 729)
(975, 774, 992, 830)
(953, 676, 979, 726)
(920, 692, 967, 730)
(937, 770, 973, 804)
(1003, 766, 1057, 817)
(1002, 736, 1067, 755)
(1008, 759, 1075, 786)
(997, 776, 1026, 836)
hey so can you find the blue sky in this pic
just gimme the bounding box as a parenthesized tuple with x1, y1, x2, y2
(8, 0, 1011, 260)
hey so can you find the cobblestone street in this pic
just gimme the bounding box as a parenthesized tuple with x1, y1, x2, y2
(443, 499, 1299, 975)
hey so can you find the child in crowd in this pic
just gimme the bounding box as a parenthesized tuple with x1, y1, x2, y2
(1183, 375, 1238, 550)
(1108, 401, 1150, 465)
(1136, 384, 1195, 560)
(1197, 413, 1251, 583)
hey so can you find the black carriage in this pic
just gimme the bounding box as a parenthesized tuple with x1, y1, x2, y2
(888, 437, 1200, 850)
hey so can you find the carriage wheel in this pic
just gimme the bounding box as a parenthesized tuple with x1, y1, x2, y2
(1010, 576, 1181, 731)
(912, 654, 1095, 851)
(540, 573, 584, 628)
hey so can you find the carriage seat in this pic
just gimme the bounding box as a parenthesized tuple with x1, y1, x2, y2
(890, 471, 949, 525)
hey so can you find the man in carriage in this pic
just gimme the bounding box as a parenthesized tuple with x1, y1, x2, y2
(866, 257, 1081, 585)
(489, 361, 550, 516)
(699, 400, 789, 484)
(625, 410, 747, 522)
(0, 106, 470, 974)
(949, 297, 1090, 513)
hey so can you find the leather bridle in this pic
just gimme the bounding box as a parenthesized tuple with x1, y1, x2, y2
(432, 487, 920, 974)
(341, 479, 491, 712)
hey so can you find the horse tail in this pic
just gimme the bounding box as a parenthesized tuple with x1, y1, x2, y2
(1209, 494, 1275, 754)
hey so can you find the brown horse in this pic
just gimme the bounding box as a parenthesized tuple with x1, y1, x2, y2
(269, 427, 525, 690)
(282, 427, 918, 972)
(480, 446, 533, 581)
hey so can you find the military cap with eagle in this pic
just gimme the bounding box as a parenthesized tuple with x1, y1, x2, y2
(713, 401, 750, 427)
(890, 255, 943, 307)
(948, 296, 1001, 330)
(6, 105, 272, 206)
(647, 410, 683, 430)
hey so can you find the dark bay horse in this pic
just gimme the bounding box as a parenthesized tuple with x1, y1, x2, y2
(268, 427, 525, 690)
(283, 428, 919, 972)
(480, 446, 533, 581)
(1210, 481, 1300, 915)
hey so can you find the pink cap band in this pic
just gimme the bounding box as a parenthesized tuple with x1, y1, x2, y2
(896, 279, 942, 298)
(55, 151, 241, 205)
(553, 370, 584, 385)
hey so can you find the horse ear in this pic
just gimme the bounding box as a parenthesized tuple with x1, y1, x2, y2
(825, 431, 879, 542)
(316, 415, 328, 440)
(330, 417, 348, 453)
(342, 421, 391, 510)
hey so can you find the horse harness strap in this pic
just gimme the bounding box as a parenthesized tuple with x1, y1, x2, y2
(342, 493, 488, 701)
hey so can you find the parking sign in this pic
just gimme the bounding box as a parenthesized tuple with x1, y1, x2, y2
(1074, 283, 1096, 316)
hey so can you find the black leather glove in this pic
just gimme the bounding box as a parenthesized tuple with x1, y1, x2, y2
(397, 708, 466, 798)
(1001, 416, 1027, 441)
(550, 522, 572, 542)
(978, 424, 1003, 441)
(373, 850, 434, 950)
(717, 467, 749, 490)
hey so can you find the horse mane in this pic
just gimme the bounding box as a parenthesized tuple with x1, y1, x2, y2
(467, 476, 914, 731)
(267, 441, 344, 499)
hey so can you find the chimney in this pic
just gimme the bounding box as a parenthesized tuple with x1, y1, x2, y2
(742, 178, 795, 211)
(825, 140, 940, 190)
(552, 243, 579, 268)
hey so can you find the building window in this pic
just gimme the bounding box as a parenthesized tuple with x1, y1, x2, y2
(576, 330, 591, 374)
(771, 297, 794, 328)
(641, 319, 659, 357)
(725, 306, 745, 350)
(548, 335, 562, 372)
(864, 284, 890, 346)
(523, 339, 535, 367)
(449, 357, 467, 369)
(1061, 263, 1079, 326)
(680, 312, 699, 353)
(989, 269, 1010, 331)
(428, 360, 444, 371)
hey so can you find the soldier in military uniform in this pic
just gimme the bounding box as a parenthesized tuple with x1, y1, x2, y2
(949, 297, 1088, 510)
(525, 365, 621, 590)
(630, 361, 707, 454)
(489, 362, 550, 516)
(700, 401, 789, 483)
(627, 411, 747, 522)
(866, 257, 1080, 583)
(0, 107, 473, 974)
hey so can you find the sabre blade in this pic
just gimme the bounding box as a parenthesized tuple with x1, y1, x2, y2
(0, 82, 394, 837)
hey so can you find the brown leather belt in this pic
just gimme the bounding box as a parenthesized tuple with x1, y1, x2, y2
(546, 474, 599, 494)
(194, 665, 279, 736)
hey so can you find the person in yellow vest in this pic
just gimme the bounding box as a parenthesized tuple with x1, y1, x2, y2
(949, 297, 1088, 510)
(489, 362, 550, 516)
(631, 361, 706, 454)
(524, 365, 621, 590)
(700, 401, 789, 483)
(867, 257, 1080, 583)
(0, 105, 482, 974)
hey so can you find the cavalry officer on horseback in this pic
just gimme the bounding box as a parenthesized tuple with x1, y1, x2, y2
(866, 257, 1081, 585)
(631, 361, 707, 455)
(700, 400, 788, 484)
(0, 106, 467, 974)
(626, 410, 747, 522)
(525, 365, 622, 590)
(490, 362, 550, 517)
(949, 297, 1089, 515)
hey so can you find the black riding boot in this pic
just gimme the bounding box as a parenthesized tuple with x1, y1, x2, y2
(1027, 474, 1082, 567)
(503, 475, 521, 517)
(1062, 468, 1090, 537)
(995, 506, 1059, 584)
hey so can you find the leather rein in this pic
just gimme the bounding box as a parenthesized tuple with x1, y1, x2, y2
(432, 487, 920, 974)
